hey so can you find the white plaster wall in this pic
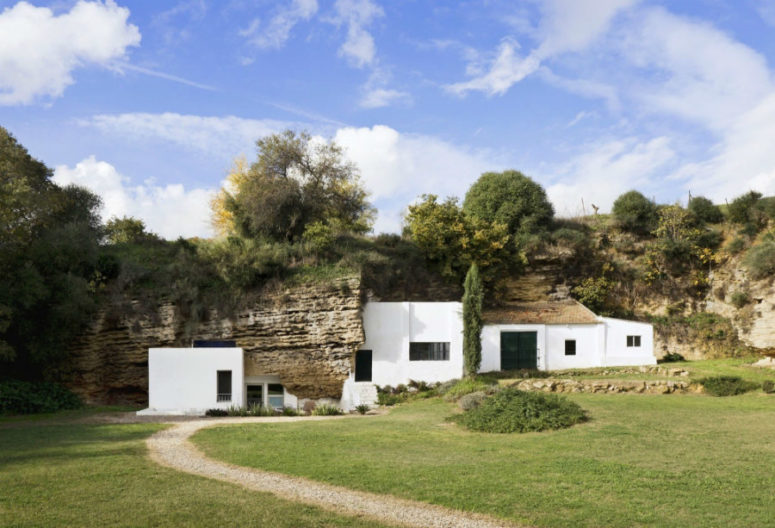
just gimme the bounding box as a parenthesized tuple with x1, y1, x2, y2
(361, 302, 464, 386)
(602, 317, 657, 366)
(146, 348, 244, 414)
(480, 324, 546, 372)
(545, 324, 604, 370)
(340, 375, 378, 410)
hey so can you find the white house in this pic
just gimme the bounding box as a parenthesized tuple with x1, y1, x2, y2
(138, 300, 656, 415)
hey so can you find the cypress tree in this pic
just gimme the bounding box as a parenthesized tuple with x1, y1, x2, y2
(463, 263, 483, 377)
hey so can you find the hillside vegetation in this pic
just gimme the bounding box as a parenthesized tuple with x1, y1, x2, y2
(3, 126, 774, 381)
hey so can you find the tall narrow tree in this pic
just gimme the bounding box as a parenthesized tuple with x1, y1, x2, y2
(463, 263, 483, 377)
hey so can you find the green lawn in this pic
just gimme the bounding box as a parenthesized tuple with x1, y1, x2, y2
(495, 357, 775, 385)
(194, 394, 775, 528)
(0, 418, 387, 527)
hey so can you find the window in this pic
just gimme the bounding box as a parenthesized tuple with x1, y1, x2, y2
(409, 342, 450, 361)
(267, 384, 284, 409)
(355, 350, 372, 382)
(217, 370, 232, 402)
(246, 384, 263, 407)
(627, 335, 641, 347)
(565, 340, 576, 356)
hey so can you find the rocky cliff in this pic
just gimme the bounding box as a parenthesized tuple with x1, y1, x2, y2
(61, 277, 364, 405)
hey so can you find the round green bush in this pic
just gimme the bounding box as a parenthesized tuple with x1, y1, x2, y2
(688, 196, 723, 224)
(612, 190, 658, 234)
(451, 388, 587, 433)
(700, 376, 759, 396)
(463, 170, 554, 235)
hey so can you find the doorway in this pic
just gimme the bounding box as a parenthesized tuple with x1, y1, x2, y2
(500, 331, 537, 370)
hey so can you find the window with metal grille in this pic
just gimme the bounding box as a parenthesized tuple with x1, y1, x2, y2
(409, 342, 450, 361)
(626, 335, 641, 347)
(565, 340, 576, 356)
(216, 370, 232, 402)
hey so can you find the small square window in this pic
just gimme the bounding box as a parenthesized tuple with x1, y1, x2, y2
(565, 340, 576, 356)
(627, 335, 641, 347)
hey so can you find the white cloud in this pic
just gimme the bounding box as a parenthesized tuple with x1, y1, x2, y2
(358, 68, 410, 108)
(537, 67, 620, 112)
(679, 94, 775, 202)
(53, 156, 215, 239)
(618, 7, 774, 131)
(83, 113, 296, 158)
(240, 0, 318, 49)
(359, 87, 411, 109)
(334, 125, 502, 233)
(447, 0, 635, 96)
(446, 39, 541, 96)
(0, 0, 140, 105)
(543, 136, 675, 217)
(329, 0, 384, 68)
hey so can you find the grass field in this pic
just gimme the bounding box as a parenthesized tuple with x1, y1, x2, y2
(194, 393, 775, 528)
(494, 356, 775, 384)
(0, 416, 387, 528)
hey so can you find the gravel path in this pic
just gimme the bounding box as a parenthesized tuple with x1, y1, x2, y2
(147, 416, 525, 528)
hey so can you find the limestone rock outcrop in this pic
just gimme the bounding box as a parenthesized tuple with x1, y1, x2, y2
(61, 277, 364, 405)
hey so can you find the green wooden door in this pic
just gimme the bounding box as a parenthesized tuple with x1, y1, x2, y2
(500, 331, 537, 370)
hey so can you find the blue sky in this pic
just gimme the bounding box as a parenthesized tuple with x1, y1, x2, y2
(1, 0, 775, 238)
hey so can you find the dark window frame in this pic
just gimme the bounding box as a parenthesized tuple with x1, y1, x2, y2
(409, 342, 450, 361)
(216, 370, 232, 402)
(626, 335, 642, 347)
(564, 339, 576, 356)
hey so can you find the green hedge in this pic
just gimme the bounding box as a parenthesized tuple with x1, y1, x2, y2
(450, 388, 587, 433)
(700, 376, 759, 397)
(0, 380, 82, 414)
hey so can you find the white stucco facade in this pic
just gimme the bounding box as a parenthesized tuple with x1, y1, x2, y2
(600, 317, 656, 367)
(139, 301, 657, 415)
(359, 301, 465, 386)
(139, 347, 244, 415)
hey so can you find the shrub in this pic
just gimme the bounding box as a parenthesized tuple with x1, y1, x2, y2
(440, 376, 499, 401)
(726, 237, 746, 255)
(282, 406, 300, 416)
(225, 404, 277, 416)
(762, 380, 775, 394)
(727, 191, 763, 226)
(743, 242, 775, 279)
(312, 404, 343, 416)
(462, 170, 554, 236)
(730, 290, 751, 309)
(0, 381, 82, 414)
(451, 388, 587, 433)
(660, 352, 686, 363)
(355, 403, 370, 414)
(205, 408, 228, 417)
(377, 392, 407, 406)
(572, 276, 613, 315)
(612, 190, 658, 234)
(459, 391, 488, 411)
(700, 376, 759, 396)
(407, 379, 433, 392)
(688, 196, 723, 224)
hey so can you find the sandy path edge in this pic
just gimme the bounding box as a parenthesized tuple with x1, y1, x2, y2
(146, 416, 525, 528)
